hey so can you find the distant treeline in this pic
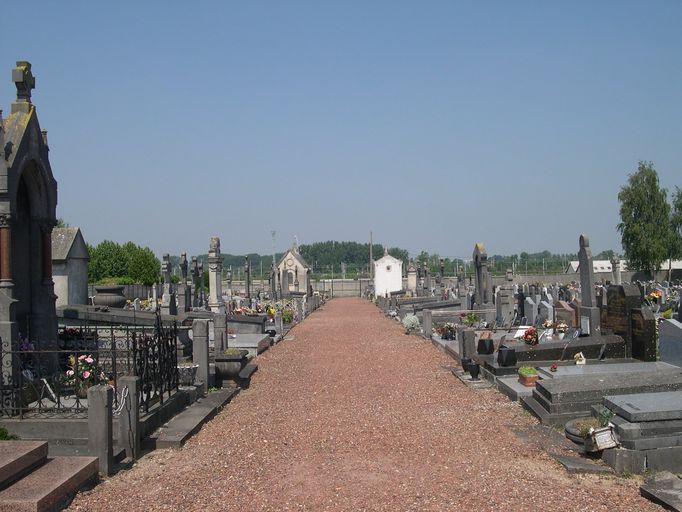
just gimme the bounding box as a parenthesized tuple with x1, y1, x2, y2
(174, 242, 617, 278)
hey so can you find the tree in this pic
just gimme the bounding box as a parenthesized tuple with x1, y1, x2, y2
(124, 243, 160, 285)
(617, 161, 671, 277)
(88, 240, 127, 282)
(668, 187, 682, 280)
(55, 218, 69, 228)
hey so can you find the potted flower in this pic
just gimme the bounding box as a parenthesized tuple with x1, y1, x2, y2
(542, 319, 554, 331)
(522, 327, 539, 346)
(65, 354, 106, 398)
(440, 322, 456, 340)
(555, 322, 568, 340)
(518, 366, 539, 387)
(550, 363, 558, 372)
(402, 314, 420, 335)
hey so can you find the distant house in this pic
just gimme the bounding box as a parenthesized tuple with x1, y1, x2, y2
(373, 248, 403, 297)
(276, 243, 312, 296)
(565, 260, 628, 274)
(52, 227, 89, 307)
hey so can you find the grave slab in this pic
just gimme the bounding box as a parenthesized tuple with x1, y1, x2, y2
(604, 391, 682, 422)
(640, 472, 682, 511)
(538, 361, 680, 379)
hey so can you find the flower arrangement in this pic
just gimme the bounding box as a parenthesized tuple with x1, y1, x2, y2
(65, 354, 106, 388)
(462, 312, 478, 327)
(18, 334, 34, 352)
(648, 290, 662, 303)
(555, 322, 568, 333)
(522, 327, 539, 346)
(265, 305, 276, 318)
(402, 314, 421, 333)
(542, 319, 554, 329)
(550, 363, 558, 372)
(281, 308, 294, 324)
(436, 322, 457, 339)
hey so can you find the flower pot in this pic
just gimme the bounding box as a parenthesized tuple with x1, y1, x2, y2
(93, 285, 127, 308)
(477, 338, 495, 355)
(460, 357, 472, 373)
(518, 373, 539, 387)
(468, 362, 481, 380)
(76, 383, 90, 399)
(497, 346, 517, 367)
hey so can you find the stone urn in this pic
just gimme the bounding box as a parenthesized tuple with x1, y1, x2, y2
(215, 350, 249, 384)
(177, 364, 199, 386)
(93, 285, 127, 308)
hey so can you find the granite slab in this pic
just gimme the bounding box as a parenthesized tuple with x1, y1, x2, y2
(538, 361, 681, 379)
(604, 391, 682, 422)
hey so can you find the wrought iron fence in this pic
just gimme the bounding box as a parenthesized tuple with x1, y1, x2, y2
(0, 313, 179, 419)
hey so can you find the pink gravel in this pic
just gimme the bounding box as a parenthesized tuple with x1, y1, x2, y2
(68, 298, 662, 511)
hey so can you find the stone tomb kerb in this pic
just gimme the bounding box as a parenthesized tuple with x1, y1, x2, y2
(0, 62, 59, 408)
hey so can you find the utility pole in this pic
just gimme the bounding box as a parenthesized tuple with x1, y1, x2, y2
(369, 231, 373, 279)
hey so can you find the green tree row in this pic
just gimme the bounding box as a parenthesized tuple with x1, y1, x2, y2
(618, 161, 682, 278)
(88, 241, 160, 285)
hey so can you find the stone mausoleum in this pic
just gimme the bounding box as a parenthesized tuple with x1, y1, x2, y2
(52, 227, 89, 307)
(373, 248, 403, 297)
(0, 62, 58, 356)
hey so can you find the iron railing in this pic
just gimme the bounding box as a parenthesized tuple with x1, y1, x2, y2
(0, 313, 178, 418)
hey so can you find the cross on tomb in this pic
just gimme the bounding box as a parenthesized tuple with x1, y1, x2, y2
(12, 61, 35, 102)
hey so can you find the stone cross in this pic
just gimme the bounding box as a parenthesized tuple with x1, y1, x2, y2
(161, 254, 172, 285)
(244, 256, 251, 299)
(610, 255, 622, 285)
(578, 235, 596, 308)
(12, 61, 35, 103)
(180, 253, 188, 285)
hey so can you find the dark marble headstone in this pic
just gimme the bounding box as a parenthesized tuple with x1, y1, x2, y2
(602, 284, 642, 357)
(660, 319, 682, 368)
(631, 307, 657, 362)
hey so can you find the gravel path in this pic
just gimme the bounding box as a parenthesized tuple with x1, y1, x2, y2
(69, 298, 661, 511)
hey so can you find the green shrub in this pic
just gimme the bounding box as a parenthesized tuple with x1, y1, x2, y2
(518, 366, 538, 377)
(282, 309, 294, 324)
(663, 309, 673, 320)
(0, 427, 18, 440)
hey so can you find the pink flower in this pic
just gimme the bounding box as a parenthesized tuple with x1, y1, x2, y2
(66, 370, 74, 377)
(78, 355, 87, 360)
(85, 357, 94, 364)
(82, 371, 91, 379)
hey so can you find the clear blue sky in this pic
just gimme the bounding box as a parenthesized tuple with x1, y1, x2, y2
(2, 1, 680, 260)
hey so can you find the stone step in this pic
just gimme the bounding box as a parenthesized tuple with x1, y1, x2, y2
(0, 442, 48, 490)
(152, 388, 239, 449)
(520, 395, 591, 427)
(0, 456, 98, 512)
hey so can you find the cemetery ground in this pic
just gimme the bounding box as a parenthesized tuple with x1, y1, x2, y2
(68, 298, 659, 511)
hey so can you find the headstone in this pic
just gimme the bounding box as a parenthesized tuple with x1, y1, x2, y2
(133, 298, 140, 311)
(631, 307, 657, 362)
(407, 260, 417, 295)
(244, 256, 251, 299)
(207, 237, 225, 313)
(472, 243, 492, 307)
(578, 234, 600, 335)
(160, 254, 177, 315)
(525, 297, 537, 326)
(660, 319, 682, 368)
(555, 301, 576, 327)
(538, 300, 553, 323)
(602, 284, 642, 357)
(496, 287, 514, 326)
(192, 319, 210, 392)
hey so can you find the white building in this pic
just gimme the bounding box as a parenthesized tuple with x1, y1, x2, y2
(373, 248, 403, 297)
